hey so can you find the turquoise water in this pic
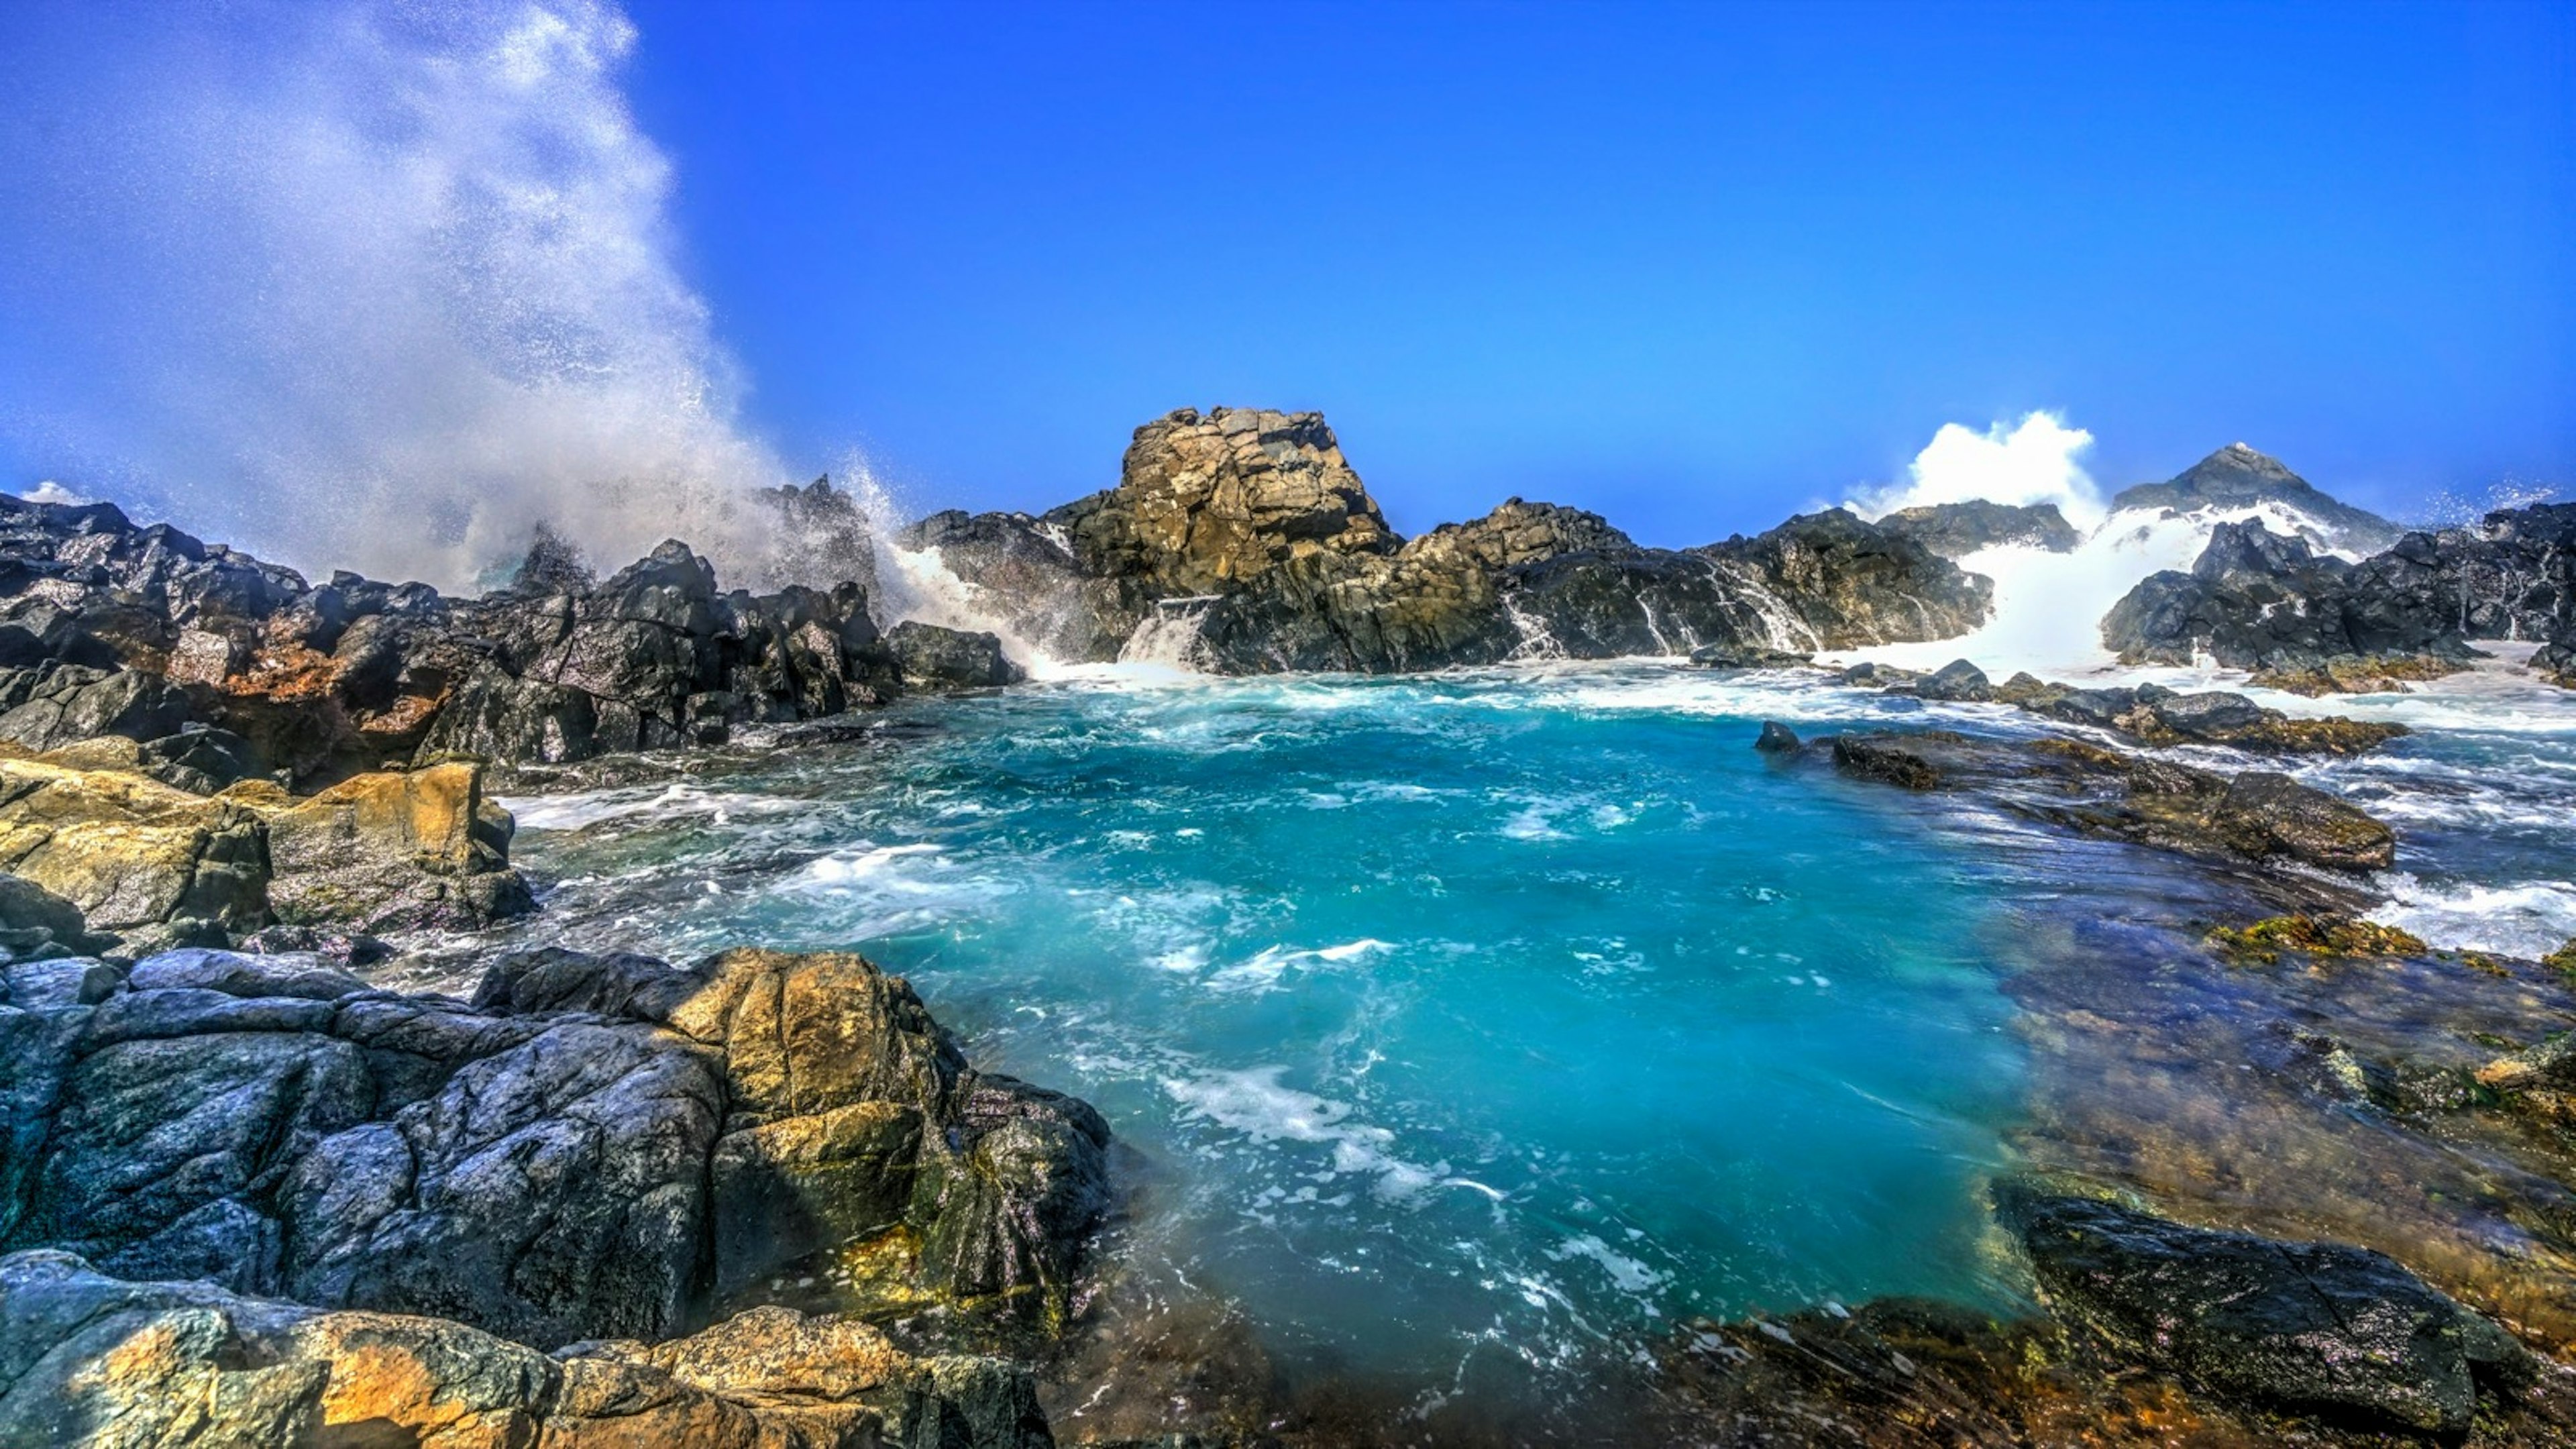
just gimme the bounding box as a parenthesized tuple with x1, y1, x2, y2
(497, 664, 2044, 1391)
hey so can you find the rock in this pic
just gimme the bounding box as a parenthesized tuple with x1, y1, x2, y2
(2106, 502, 2576, 674)
(0, 755, 268, 944)
(2209, 770, 2396, 871)
(0, 871, 116, 963)
(2206, 916, 2428, 965)
(886, 621, 1027, 691)
(1916, 658, 1992, 702)
(0, 753, 532, 947)
(0, 939, 1111, 1359)
(0, 1249, 1053, 1449)
(254, 759, 534, 932)
(0, 665, 193, 753)
(1996, 1184, 2530, 1434)
(2108, 443, 2403, 553)
(0, 957, 118, 1010)
(1877, 499, 2080, 557)
(1050, 407, 1398, 598)
(1693, 509, 1992, 652)
(125, 947, 367, 1000)
(1821, 730, 2398, 879)
(1688, 642, 1815, 669)
(1754, 721, 1803, 754)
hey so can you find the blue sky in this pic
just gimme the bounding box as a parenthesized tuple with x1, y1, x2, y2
(1, 0, 2570, 561)
(616, 0, 2573, 536)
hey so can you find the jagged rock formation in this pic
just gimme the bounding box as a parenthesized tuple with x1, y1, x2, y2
(0, 486, 1014, 777)
(2104, 505, 2576, 680)
(2110, 441, 2404, 553)
(908, 409, 1993, 674)
(1877, 499, 2080, 557)
(0, 944, 1108, 1354)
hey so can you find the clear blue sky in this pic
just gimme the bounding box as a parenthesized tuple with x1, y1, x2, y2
(2, 0, 2570, 553)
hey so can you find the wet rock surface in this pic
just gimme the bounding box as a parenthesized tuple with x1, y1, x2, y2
(1998, 1184, 2532, 1434)
(1813, 729, 2396, 879)
(1876, 498, 2082, 557)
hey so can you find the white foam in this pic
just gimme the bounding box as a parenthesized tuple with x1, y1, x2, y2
(1548, 1233, 1672, 1297)
(1849, 412, 2107, 529)
(2367, 874, 2576, 960)
(1164, 1065, 1441, 1201)
(795, 842, 947, 885)
(1203, 938, 1395, 993)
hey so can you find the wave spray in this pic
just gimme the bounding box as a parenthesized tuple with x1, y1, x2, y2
(0, 0, 796, 592)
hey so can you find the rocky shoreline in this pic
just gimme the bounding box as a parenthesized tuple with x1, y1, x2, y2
(1, 415, 2573, 1445)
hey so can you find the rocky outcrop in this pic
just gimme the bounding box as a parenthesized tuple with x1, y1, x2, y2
(2108, 442, 2404, 553)
(0, 1250, 1050, 1449)
(421, 541, 896, 767)
(0, 490, 909, 779)
(1813, 729, 2397, 876)
(0, 753, 531, 949)
(1877, 499, 2080, 557)
(0, 944, 1108, 1351)
(1996, 1185, 2531, 1435)
(2106, 504, 2576, 679)
(909, 411, 1993, 675)
(1050, 407, 1397, 599)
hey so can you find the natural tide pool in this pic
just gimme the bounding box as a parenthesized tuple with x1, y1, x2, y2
(479, 659, 2576, 1413)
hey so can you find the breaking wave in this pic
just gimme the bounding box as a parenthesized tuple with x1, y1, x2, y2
(0, 0, 796, 592)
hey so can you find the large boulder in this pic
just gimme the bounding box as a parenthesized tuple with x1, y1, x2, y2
(0, 756, 268, 946)
(886, 621, 1026, 692)
(0, 753, 534, 948)
(0, 943, 1112, 1352)
(1049, 407, 1398, 598)
(0, 1250, 1053, 1449)
(1997, 1185, 2529, 1434)
(241, 761, 533, 932)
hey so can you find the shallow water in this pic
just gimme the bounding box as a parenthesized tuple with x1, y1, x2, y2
(489, 658, 2576, 1406)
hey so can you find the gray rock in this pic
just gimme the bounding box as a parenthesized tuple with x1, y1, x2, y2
(886, 621, 1026, 692)
(1754, 721, 1803, 753)
(1916, 658, 1993, 702)
(1998, 1184, 2529, 1434)
(127, 947, 366, 1001)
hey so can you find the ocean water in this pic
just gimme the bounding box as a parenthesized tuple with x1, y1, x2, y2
(490, 657, 2576, 1405)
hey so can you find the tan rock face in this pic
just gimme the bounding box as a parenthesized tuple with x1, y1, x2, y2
(0, 1251, 1044, 1449)
(0, 754, 530, 945)
(1058, 407, 1398, 596)
(0, 757, 268, 936)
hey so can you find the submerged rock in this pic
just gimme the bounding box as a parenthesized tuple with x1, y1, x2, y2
(1821, 730, 2396, 875)
(1996, 1184, 2531, 1435)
